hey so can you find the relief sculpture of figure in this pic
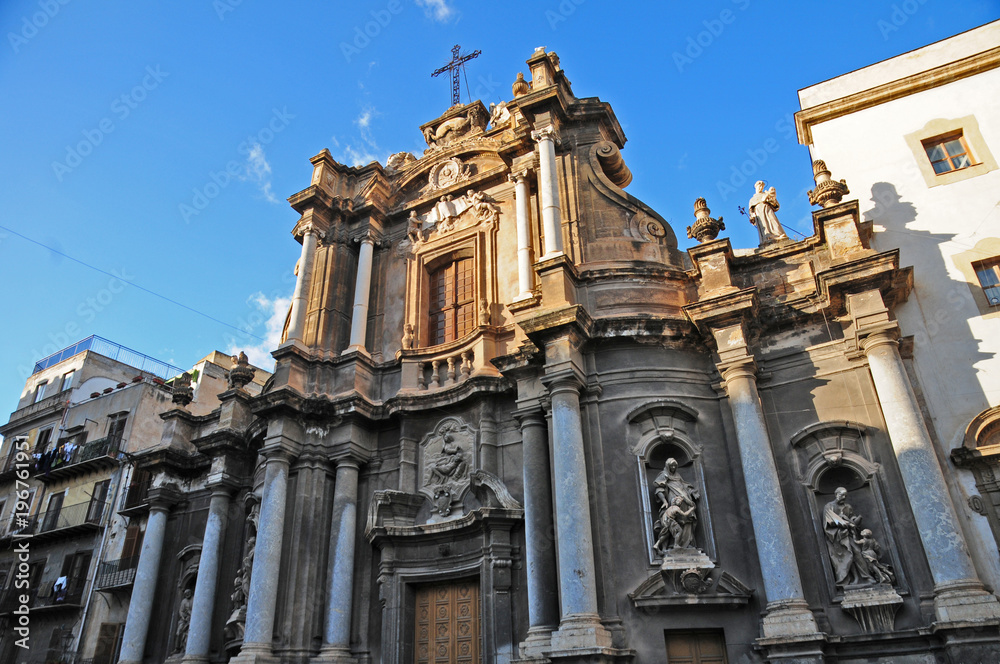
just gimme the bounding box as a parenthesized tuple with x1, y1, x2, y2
(652, 458, 700, 552)
(427, 430, 468, 484)
(748, 180, 788, 245)
(823, 487, 876, 586)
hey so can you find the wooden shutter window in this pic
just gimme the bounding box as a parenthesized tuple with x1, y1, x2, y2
(428, 257, 475, 346)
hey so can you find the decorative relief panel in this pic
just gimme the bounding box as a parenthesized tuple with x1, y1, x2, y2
(419, 417, 477, 520)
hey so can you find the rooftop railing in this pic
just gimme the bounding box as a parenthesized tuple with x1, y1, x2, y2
(31, 335, 183, 379)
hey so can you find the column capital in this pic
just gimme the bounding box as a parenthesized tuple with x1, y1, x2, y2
(330, 455, 363, 472)
(531, 126, 561, 145)
(513, 406, 547, 427)
(859, 327, 899, 354)
(352, 228, 383, 247)
(719, 358, 759, 387)
(540, 369, 586, 397)
(508, 168, 532, 184)
(261, 445, 296, 466)
(147, 485, 183, 512)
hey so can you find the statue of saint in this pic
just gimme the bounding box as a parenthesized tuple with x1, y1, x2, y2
(856, 528, 895, 584)
(174, 588, 193, 652)
(748, 180, 788, 245)
(652, 458, 700, 553)
(823, 487, 876, 586)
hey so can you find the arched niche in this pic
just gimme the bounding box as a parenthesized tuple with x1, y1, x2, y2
(952, 405, 1000, 553)
(792, 421, 905, 599)
(628, 400, 715, 564)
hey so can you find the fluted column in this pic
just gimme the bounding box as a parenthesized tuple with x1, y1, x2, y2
(320, 458, 361, 661)
(118, 495, 174, 664)
(183, 487, 233, 664)
(347, 232, 376, 353)
(515, 408, 559, 657)
(544, 375, 612, 651)
(862, 331, 1000, 622)
(286, 227, 318, 344)
(240, 451, 291, 657)
(531, 127, 563, 259)
(721, 361, 821, 640)
(510, 170, 534, 300)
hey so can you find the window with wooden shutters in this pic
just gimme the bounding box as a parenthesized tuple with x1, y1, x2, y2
(93, 623, 125, 664)
(121, 523, 144, 568)
(87, 479, 110, 523)
(428, 257, 475, 346)
(107, 412, 128, 449)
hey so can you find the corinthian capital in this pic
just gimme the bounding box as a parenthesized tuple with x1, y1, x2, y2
(530, 126, 560, 145)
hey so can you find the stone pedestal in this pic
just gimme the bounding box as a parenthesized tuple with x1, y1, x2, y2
(659, 548, 715, 594)
(841, 585, 903, 633)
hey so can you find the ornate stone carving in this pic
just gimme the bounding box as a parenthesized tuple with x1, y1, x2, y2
(386, 151, 416, 172)
(428, 157, 472, 190)
(807, 159, 850, 208)
(512, 71, 530, 97)
(228, 351, 256, 390)
(488, 101, 511, 128)
(841, 585, 903, 633)
(823, 487, 895, 587)
(422, 106, 486, 148)
(625, 213, 667, 242)
(415, 188, 501, 237)
(652, 458, 700, 554)
(420, 418, 477, 518)
(686, 197, 725, 243)
(172, 372, 193, 407)
(748, 180, 788, 246)
(401, 323, 414, 350)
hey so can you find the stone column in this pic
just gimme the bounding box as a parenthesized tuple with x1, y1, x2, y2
(531, 127, 563, 259)
(182, 487, 232, 664)
(862, 331, 1000, 622)
(320, 458, 361, 662)
(286, 227, 317, 344)
(239, 451, 291, 660)
(721, 361, 821, 640)
(510, 170, 534, 300)
(347, 232, 376, 353)
(515, 408, 559, 657)
(118, 495, 174, 664)
(544, 375, 612, 651)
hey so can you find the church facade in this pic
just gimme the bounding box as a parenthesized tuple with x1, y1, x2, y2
(107, 45, 1000, 664)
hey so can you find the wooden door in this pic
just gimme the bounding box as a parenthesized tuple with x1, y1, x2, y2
(665, 630, 728, 664)
(414, 579, 480, 664)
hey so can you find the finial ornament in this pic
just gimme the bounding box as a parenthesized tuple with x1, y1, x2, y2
(686, 197, 725, 243)
(512, 72, 530, 97)
(228, 351, 256, 390)
(808, 159, 850, 208)
(172, 372, 194, 407)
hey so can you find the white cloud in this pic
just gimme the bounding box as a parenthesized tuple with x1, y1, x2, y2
(334, 107, 383, 166)
(416, 0, 454, 22)
(227, 291, 291, 372)
(241, 142, 279, 203)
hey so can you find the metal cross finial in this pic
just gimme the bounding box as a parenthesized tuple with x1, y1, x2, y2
(431, 44, 481, 107)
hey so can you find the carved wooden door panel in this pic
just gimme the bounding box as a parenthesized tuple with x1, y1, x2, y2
(415, 579, 480, 664)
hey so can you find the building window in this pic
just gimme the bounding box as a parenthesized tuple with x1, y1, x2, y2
(664, 630, 728, 664)
(107, 413, 128, 449)
(35, 427, 53, 454)
(974, 257, 1000, 307)
(34, 380, 48, 403)
(61, 370, 75, 391)
(428, 257, 475, 345)
(923, 132, 974, 174)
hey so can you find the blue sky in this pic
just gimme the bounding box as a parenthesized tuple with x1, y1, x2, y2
(0, 0, 997, 411)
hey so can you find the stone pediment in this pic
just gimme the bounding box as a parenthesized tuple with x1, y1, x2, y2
(393, 145, 508, 204)
(419, 101, 489, 151)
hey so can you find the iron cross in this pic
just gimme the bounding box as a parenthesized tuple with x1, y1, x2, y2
(431, 44, 481, 107)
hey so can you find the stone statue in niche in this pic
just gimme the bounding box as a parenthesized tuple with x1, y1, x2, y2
(823, 486, 893, 586)
(748, 180, 788, 245)
(174, 588, 193, 652)
(652, 458, 700, 553)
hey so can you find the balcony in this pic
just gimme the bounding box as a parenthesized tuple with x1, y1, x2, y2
(0, 585, 85, 615)
(28, 500, 108, 543)
(0, 447, 28, 482)
(95, 555, 140, 590)
(36, 436, 123, 483)
(1, 389, 69, 431)
(119, 472, 152, 516)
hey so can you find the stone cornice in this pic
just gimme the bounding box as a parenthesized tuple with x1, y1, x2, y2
(796, 45, 1000, 145)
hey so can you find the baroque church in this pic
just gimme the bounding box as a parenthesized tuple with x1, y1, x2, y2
(110, 44, 1000, 664)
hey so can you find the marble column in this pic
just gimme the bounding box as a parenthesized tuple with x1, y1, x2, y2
(347, 232, 375, 353)
(545, 376, 612, 650)
(321, 458, 361, 661)
(531, 127, 563, 259)
(515, 408, 559, 657)
(118, 499, 171, 664)
(721, 362, 821, 639)
(240, 452, 291, 658)
(510, 170, 534, 300)
(286, 227, 317, 344)
(182, 487, 232, 664)
(862, 331, 1000, 621)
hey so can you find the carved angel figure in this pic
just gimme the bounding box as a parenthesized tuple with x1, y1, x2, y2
(748, 180, 788, 245)
(489, 101, 511, 128)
